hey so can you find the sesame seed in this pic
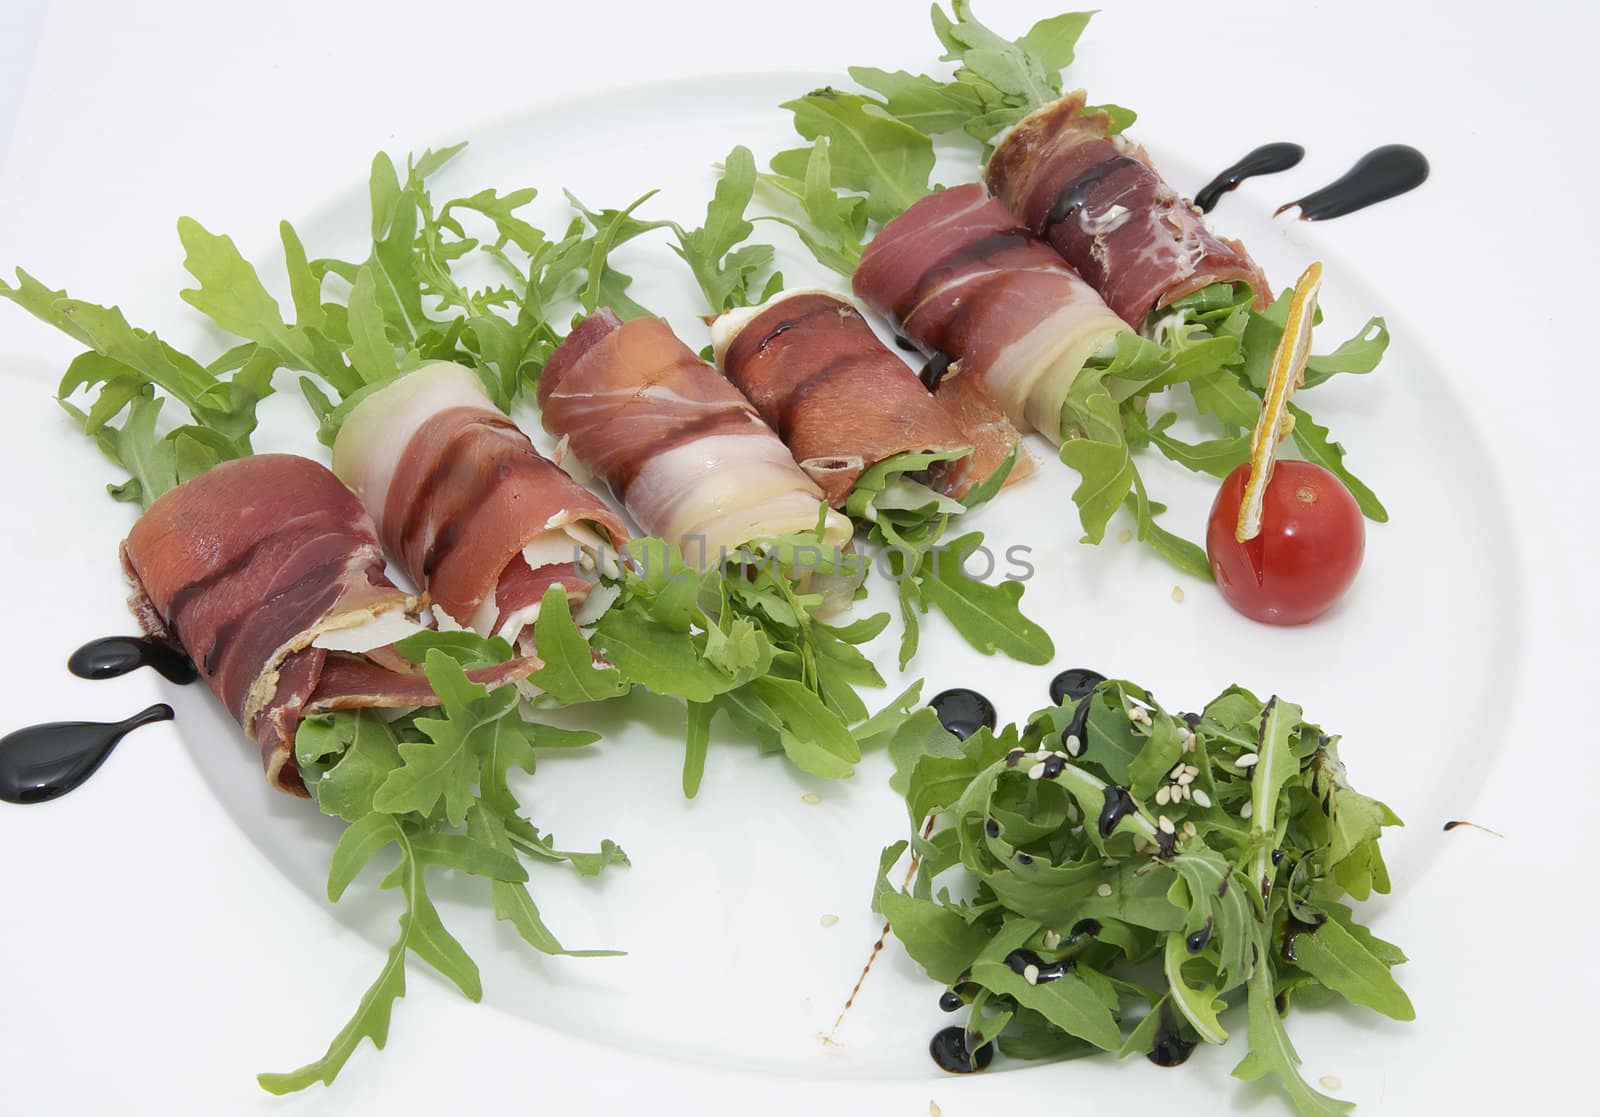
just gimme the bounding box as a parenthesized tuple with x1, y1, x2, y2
(1023, 963, 1040, 985)
(1176, 784, 1191, 801)
(1170, 761, 1187, 779)
(1096, 883, 1113, 897)
(820, 914, 839, 927)
(1181, 730, 1197, 753)
(1158, 815, 1175, 834)
(1171, 585, 1185, 603)
(1185, 764, 1200, 778)
(931, 1103, 943, 1117)
(801, 792, 821, 805)
(1117, 528, 1133, 543)
(1042, 930, 1062, 950)
(1177, 771, 1195, 785)
(1064, 734, 1083, 757)
(1236, 753, 1260, 768)
(1155, 785, 1171, 806)
(1193, 789, 1212, 808)
(1182, 821, 1197, 838)
(1241, 802, 1254, 819)
(1028, 761, 1047, 780)
(1052, 750, 1071, 760)
(1102, 858, 1117, 867)
(1319, 1076, 1342, 1091)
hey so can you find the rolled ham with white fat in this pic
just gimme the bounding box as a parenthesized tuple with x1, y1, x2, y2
(711, 289, 1026, 505)
(853, 183, 1130, 445)
(985, 91, 1270, 328)
(539, 310, 853, 563)
(121, 454, 537, 795)
(332, 362, 630, 649)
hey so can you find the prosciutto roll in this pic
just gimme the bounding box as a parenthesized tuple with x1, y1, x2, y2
(332, 362, 628, 648)
(121, 454, 535, 796)
(540, 310, 853, 562)
(853, 183, 1130, 445)
(710, 289, 988, 505)
(985, 91, 1270, 328)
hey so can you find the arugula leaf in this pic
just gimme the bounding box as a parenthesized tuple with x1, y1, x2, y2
(669, 146, 781, 313)
(775, 88, 934, 224)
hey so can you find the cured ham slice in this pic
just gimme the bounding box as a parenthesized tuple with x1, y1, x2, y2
(540, 310, 853, 562)
(711, 289, 997, 505)
(852, 183, 1129, 445)
(332, 362, 629, 648)
(985, 91, 1270, 327)
(121, 454, 537, 796)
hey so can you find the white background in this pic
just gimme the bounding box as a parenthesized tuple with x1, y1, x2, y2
(1, 1, 1596, 1114)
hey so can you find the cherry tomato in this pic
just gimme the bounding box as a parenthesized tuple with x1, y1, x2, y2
(1206, 460, 1364, 625)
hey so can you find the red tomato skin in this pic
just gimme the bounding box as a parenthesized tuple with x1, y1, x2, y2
(1206, 461, 1365, 625)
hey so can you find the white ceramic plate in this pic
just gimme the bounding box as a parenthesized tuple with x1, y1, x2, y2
(1, 3, 1593, 1114)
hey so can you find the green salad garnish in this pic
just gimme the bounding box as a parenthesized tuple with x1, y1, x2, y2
(880, 678, 1409, 1115)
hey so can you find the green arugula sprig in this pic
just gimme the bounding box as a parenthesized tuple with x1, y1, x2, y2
(878, 679, 1409, 1116)
(258, 631, 626, 1094)
(530, 536, 898, 796)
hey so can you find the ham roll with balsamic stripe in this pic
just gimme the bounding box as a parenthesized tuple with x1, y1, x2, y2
(985, 91, 1270, 328)
(711, 289, 1011, 505)
(853, 183, 1130, 446)
(540, 310, 853, 563)
(121, 454, 536, 795)
(332, 362, 629, 650)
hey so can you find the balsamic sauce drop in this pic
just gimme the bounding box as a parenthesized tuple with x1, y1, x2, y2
(1098, 785, 1137, 839)
(1279, 913, 1325, 963)
(1185, 918, 1214, 954)
(1194, 143, 1305, 213)
(1147, 1003, 1197, 1067)
(929, 688, 996, 740)
(894, 334, 918, 353)
(68, 636, 197, 685)
(1275, 145, 1429, 220)
(0, 704, 173, 804)
(1004, 948, 1074, 984)
(938, 989, 964, 1013)
(919, 352, 954, 391)
(1049, 667, 1105, 706)
(929, 1025, 994, 1074)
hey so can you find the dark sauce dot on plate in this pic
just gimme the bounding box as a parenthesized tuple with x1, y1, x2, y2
(1194, 142, 1306, 213)
(929, 1025, 994, 1074)
(1049, 667, 1105, 706)
(1275, 144, 1429, 221)
(68, 635, 198, 685)
(929, 688, 996, 740)
(0, 703, 173, 805)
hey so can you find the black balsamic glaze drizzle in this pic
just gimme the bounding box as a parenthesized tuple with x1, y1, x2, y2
(893, 334, 918, 353)
(929, 1025, 994, 1074)
(0, 704, 173, 804)
(919, 352, 954, 392)
(1046, 155, 1140, 227)
(1049, 667, 1105, 706)
(1185, 918, 1214, 954)
(68, 636, 197, 685)
(1097, 785, 1137, 839)
(1148, 1002, 1197, 1067)
(1194, 143, 1305, 213)
(929, 688, 996, 740)
(1276, 144, 1429, 220)
(938, 989, 964, 1013)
